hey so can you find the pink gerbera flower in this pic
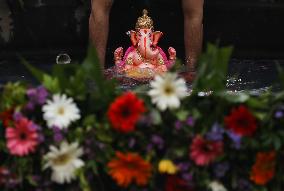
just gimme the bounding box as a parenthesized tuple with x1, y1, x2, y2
(6, 117, 39, 156)
(190, 135, 223, 166)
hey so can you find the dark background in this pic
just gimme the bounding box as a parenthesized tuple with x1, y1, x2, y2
(0, 0, 284, 65)
(1, 0, 284, 90)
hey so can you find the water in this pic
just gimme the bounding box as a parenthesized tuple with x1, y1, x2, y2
(0, 57, 283, 94)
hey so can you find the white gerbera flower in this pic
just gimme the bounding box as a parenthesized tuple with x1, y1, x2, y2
(44, 141, 84, 184)
(42, 94, 80, 129)
(208, 181, 227, 191)
(148, 73, 188, 111)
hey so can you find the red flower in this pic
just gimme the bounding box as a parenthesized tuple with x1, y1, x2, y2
(250, 151, 276, 185)
(0, 108, 14, 127)
(6, 117, 39, 156)
(165, 175, 193, 191)
(190, 135, 223, 166)
(107, 92, 146, 133)
(224, 105, 257, 136)
(107, 152, 152, 187)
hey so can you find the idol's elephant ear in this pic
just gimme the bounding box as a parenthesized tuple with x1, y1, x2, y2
(152, 31, 163, 47)
(130, 30, 138, 47)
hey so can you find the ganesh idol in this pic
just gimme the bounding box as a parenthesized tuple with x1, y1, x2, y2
(114, 9, 176, 79)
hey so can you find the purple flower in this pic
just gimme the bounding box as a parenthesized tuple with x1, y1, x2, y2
(174, 120, 183, 130)
(206, 123, 225, 141)
(13, 112, 23, 122)
(226, 130, 242, 149)
(177, 162, 191, 172)
(235, 178, 252, 191)
(138, 114, 152, 127)
(26, 86, 48, 110)
(128, 138, 136, 148)
(151, 135, 164, 150)
(182, 172, 193, 182)
(96, 142, 106, 150)
(275, 110, 284, 119)
(52, 126, 64, 143)
(146, 144, 153, 152)
(214, 162, 230, 178)
(186, 116, 195, 126)
(38, 134, 45, 143)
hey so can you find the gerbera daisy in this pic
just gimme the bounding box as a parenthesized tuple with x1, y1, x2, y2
(107, 152, 152, 187)
(43, 141, 84, 184)
(224, 105, 257, 136)
(107, 92, 146, 133)
(148, 73, 187, 111)
(250, 151, 276, 185)
(42, 94, 80, 129)
(5, 117, 39, 156)
(190, 135, 223, 166)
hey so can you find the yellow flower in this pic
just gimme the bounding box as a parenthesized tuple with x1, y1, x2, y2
(158, 160, 178, 174)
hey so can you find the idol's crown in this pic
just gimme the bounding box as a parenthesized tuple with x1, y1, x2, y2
(135, 9, 154, 30)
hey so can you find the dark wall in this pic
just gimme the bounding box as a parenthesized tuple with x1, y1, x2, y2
(0, 0, 284, 61)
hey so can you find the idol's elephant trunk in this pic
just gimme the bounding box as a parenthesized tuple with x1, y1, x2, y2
(137, 36, 159, 60)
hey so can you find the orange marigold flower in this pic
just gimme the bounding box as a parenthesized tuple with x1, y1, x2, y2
(107, 152, 152, 187)
(250, 151, 276, 185)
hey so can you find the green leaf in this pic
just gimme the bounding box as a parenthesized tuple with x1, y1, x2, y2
(253, 111, 266, 121)
(217, 91, 250, 103)
(86, 160, 99, 175)
(276, 63, 284, 88)
(27, 175, 38, 186)
(0, 82, 26, 110)
(77, 169, 91, 191)
(20, 57, 46, 83)
(83, 115, 96, 127)
(42, 75, 60, 93)
(176, 110, 189, 121)
(82, 45, 103, 84)
(150, 109, 162, 125)
(193, 43, 233, 92)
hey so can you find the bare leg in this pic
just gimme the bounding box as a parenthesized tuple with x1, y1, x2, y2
(89, 0, 113, 68)
(182, 0, 204, 71)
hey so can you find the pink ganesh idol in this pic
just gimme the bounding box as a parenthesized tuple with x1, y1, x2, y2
(114, 9, 176, 79)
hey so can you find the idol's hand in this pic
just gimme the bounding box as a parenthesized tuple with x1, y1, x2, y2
(114, 47, 124, 65)
(168, 47, 176, 60)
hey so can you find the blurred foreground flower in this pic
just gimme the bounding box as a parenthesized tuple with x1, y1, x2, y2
(43, 141, 84, 184)
(107, 152, 152, 187)
(208, 181, 227, 191)
(190, 135, 223, 166)
(42, 94, 80, 129)
(250, 151, 276, 185)
(0, 108, 14, 127)
(165, 175, 193, 191)
(26, 86, 48, 110)
(6, 117, 39, 156)
(158, 160, 178, 175)
(107, 92, 146, 133)
(224, 105, 257, 136)
(148, 73, 187, 111)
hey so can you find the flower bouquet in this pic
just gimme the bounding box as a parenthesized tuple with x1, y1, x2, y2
(0, 44, 284, 191)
